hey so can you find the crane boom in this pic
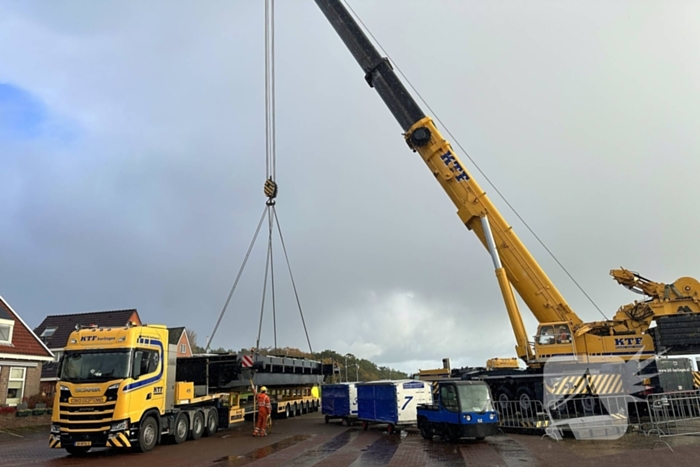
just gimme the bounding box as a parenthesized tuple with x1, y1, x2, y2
(314, 0, 582, 330)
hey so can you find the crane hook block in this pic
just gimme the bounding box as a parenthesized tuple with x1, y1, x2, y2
(264, 178, 278, 201)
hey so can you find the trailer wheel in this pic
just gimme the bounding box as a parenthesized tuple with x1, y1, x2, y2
(204, 409, 218, 437)
(135, 416, 158, 453)
(386, 424, 395, 434)
(324, 415, 329, 424)
(189, 411, 204, 440)
(362, 421, 368, 431)
(173, 412, 189, 444)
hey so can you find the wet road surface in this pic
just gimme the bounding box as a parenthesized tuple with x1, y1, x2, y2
(2, 412, 700, 466)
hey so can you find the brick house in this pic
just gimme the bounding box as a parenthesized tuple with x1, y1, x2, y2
(169, 327, 193, 358)
(33, 309, 141, 396)
(0, 296, 54, 407)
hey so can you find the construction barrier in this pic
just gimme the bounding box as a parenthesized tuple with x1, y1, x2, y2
(644, 390, 700, 437)
(542, 394, 632, 440)
(495, 400, 550, 433)
(495, 395, 633, 440)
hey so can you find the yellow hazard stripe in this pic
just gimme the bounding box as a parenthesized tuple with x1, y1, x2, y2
(550, 374, 624, 395)
(49, 437, 61, 449)
(693, 371, 700, 389)
(107, 433, 131, 448)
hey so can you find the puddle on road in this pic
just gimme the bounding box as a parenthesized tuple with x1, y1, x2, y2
(213, 434, 312, 466)
(348, 434, 401, 467)
(488, 435, 544, 467)
(424, 439, 468, 466)
(282, 429, 360, 466)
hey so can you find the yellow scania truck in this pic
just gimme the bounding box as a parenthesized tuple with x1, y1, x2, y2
(49, 323, 323, 455)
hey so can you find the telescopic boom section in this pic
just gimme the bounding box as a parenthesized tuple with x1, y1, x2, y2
(314, 0, 582, 329)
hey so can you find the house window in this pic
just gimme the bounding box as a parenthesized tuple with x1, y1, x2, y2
(41, 326, 58, 338)
(0, 320, 13, 344)
(7, 367, 26, 406)
(53, 350, 63, 363)
(180, 344, 186, 354)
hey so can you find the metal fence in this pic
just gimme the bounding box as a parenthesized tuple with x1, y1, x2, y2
(495, 395, 632, 441)
(495, 400, 550, 433)
(644, 390, 700, 437)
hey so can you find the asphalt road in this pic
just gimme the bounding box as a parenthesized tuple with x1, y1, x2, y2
(2, 412, 700, 466)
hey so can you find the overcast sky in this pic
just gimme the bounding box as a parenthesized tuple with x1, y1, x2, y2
(1, 1, 699, 375)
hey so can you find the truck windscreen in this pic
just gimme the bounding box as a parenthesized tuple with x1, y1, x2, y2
(60, 350, 131, 383)
(457, 385, 494, 413)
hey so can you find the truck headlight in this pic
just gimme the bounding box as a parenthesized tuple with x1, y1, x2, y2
(489, 413, 495, 420)
(464, 414, 472, 421)
(110, 420, 129, 432)
(60, 385, 69, 392)
(51, 424, 60, 434)
(107, 383, 119, 390)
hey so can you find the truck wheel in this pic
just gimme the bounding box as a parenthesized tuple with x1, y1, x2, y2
(204, 409, 218, 437)
(419, 420, 431, 440)
(325, 415, 329, 424)
(173, 412, 189, 444)
(65, 446, 90, 456)
(387, 424, 395, 434)
(135, 416, 158, 453)
(189, 411, 204, 440)
(476, 436, 486, 441)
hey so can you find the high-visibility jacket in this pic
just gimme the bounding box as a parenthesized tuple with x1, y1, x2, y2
(256, 392, 271, 410)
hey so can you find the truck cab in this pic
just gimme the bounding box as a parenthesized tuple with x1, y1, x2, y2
(416, 380, 499, 442)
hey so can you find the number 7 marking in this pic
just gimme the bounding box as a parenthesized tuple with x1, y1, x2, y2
(402, 395, 413, 410)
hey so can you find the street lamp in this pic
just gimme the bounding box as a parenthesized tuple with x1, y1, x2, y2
(344, 354, 352, 383)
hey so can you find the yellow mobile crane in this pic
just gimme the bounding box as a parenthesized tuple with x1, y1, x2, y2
(314, 0, 700, 406)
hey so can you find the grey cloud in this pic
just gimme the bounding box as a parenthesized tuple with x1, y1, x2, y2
(0, 1, 698, 374)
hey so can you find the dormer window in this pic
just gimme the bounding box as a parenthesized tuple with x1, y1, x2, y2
(0, 318, 14, 345)
(41, 326, 58, 338)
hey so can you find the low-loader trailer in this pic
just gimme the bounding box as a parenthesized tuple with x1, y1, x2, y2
(49, 323, 322, 455)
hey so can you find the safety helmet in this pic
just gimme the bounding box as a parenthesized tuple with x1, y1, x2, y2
(260, 386, 267, 393)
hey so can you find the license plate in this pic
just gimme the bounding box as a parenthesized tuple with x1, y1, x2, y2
(69, 397, 106, 404)
(74, 441, 92, 447)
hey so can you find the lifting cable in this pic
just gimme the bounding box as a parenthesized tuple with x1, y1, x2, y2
(206, 0, 314, 354)
(341, 0, 608, 320)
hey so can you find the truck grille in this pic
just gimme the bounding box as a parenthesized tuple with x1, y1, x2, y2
(58, 403, 115, 432)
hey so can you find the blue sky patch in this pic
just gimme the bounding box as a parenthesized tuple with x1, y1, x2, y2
(0, 82, 80, 144)
(0, 83, 48, 139)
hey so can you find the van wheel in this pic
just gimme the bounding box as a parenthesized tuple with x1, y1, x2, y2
(135, 416, 158, 453)
(173, 412, 188, 444)
(204, 409, 218, 437)
(189, 411, 204, 440)
(284, 405, 290, 419)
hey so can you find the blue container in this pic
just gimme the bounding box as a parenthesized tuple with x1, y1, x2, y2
(357, 380, 432, 426)
(321, 383, 357, 419)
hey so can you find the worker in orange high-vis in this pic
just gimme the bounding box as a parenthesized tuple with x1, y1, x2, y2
(253, 386, 272, 436)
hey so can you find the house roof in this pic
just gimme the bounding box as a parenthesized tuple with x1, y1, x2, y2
(168, 327, 185, 346)
(0, 296, 54, 360)
(33, 309, 139, 350)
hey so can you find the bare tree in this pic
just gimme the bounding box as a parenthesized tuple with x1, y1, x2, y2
(185, 328, 198, 348)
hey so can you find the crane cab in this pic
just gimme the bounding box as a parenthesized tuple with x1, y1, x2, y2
(534, 322, 576, 362)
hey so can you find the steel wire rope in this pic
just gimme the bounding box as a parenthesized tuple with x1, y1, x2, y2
(342, 0, 607, 320)
(273, 206, 314, 354)
(206, 206, 268, 351)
